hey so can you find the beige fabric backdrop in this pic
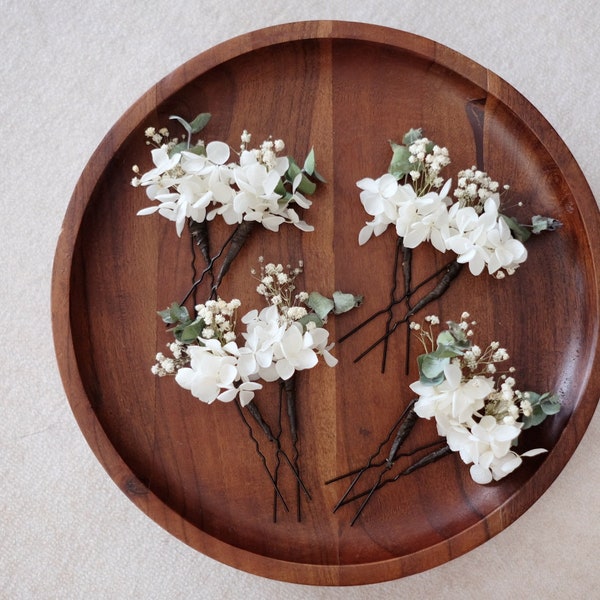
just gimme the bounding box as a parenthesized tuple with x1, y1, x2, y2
(2, 1, 599, 598)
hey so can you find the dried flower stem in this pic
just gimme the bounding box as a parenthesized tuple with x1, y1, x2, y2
(211, 220, 257, 298)
(328, 399, 417, 513)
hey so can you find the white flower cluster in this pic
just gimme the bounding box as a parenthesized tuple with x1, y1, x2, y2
(170, 262, 336, 407)
(357, 138, 528, 278)
(406, 137, 450, 190)
(134, 129, 313, 236)
(409, 316, 546, 484)
(194, 298, 241, 344)
(151, 341, 189, 377)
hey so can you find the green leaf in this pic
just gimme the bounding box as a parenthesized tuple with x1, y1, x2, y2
(176, 320, 204, 344)
(531, 215, 562, 234)
(274, 178, 287, 196)
(169, 115, 192, 136)
(168, 141, 189, 157)
(296, 174, 317, 195)
(388, 144, 412, 180)
(158, 302, 190, 325)
(285, 158, 303, 186)
(332, 291, 363, 314)
(306, 292, 335, 321)
(185, 144, 207, 156)
(298, 312, 324, 330)
(402, 128, 423, 145)
(522, 406, 548, 429)
(189, 112, 211, 133)
(312, 168, 327, 183)
(521, 392, 560, 429)
(417, 354, 447, 385)
(303, 147, 316, 175)
(540, 392, 561, 415)
(500, 214, 532, 243)
(445, 321, 471, 348)
(418, 353, 449, 383)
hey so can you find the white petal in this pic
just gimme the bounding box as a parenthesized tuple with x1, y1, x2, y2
(137, 206, 160, 216)
(470, 463, 493, 484)
(217, 388, 239, 403)
(358, 224, 373, 245)
(206, 140, 230, 165)
(275, 359, 295, 380)
(521, 447, 548, 458)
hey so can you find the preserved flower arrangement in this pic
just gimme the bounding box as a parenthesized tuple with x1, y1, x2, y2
(340, 128, 561, 368)
(132, 114, 361, 520)
(329, 314, 561, 525)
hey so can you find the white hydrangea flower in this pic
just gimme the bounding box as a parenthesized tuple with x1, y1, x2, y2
(356, 174, 400, 244)
(411, 361, 494, 423)
(270, 322, 320, 381)
(174, 341, 238, 404)
(402, 179, 452, 252)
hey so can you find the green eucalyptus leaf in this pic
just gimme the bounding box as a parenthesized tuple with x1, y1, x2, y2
(388, 144, 412, 179)
(298, 312, 324, 330)
(286, 157, 302, 181)
(189, 112, 211, 133)
(402, 128, 423, 145)
(177, 321, 204, 344)
(296, 174, 317, 195)
(417, 354, 448, 385)
(303, 147, 316, 175)
(274, 178, 287, 196)
(531, 215, 563, 234)
(436, 330, 456, 347)
(312, 168, 327, 183)
(306, 292, 335, 321)
(185, 144, 207, 156)
(500, 214, 531, 243)
(540, 392, 561, 415)
(434, 344, 464, 359)
(168, 141, 189, 157)
(419, 353, 449, 381)
(526, 391, 541, 406)
(445, 321, 471, 348)
(332, 291, 363, 314)
(158, 302, 190, 325)
(522, 406, 548, 429)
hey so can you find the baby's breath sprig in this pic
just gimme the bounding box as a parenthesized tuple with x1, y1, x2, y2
(253, 257, 308, 324)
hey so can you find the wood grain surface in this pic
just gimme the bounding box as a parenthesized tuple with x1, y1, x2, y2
(52, 21, 600, 585)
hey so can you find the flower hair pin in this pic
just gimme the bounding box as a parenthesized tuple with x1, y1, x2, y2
(152, 258, 361, 521)
(132, 113, 324, 300)
(339, 128, 561, 370)
(327, 314, 561, 525)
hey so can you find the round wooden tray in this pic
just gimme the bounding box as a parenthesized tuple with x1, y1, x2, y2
(52, 21, 600, 585)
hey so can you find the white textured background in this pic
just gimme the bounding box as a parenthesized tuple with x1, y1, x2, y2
(2, 1, 599, 598)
